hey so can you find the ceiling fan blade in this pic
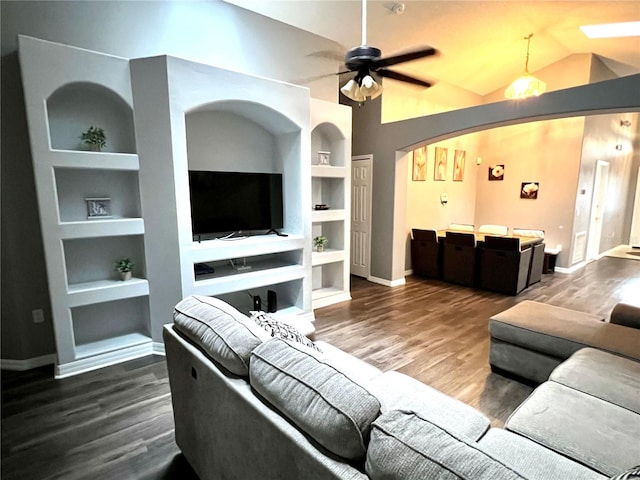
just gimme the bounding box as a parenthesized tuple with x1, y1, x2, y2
(377, 69, 433, 88)
(306, 50, 347, 62)
(371, 47, 437, 69)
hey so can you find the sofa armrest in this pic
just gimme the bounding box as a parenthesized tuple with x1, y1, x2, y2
(610, 303, 640, 329)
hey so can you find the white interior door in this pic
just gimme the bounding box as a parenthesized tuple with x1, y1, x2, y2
(629, 166, 640, 248)
(351, 155, 372, 278)
(586, 160, 609, 261)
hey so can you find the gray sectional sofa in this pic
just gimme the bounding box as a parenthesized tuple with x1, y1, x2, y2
(164, 295, 640, 479)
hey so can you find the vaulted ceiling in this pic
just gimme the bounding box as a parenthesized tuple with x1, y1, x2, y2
(226, 0, 640, 96)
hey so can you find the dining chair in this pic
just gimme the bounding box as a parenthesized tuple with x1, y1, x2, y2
(443, 232, 477, 286)
(478, 224, 508, 235)
(513, 228, 546, 284)
(410, 229, 441, 279)
(449, 223, 474, 232)
(479, 235, 532, 295)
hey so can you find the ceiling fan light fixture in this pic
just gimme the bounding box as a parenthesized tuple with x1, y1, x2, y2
(359, 74, 378, 95)
(505, 34, 546, 100)
(341, 78, 365, 102)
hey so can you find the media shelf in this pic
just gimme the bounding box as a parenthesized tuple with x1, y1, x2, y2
(190, 234, 304, 264)
(74, 332, 151, 360)
(312, 248, 345, 266)
(311, 209, 346, 222)
(311, 165, 347, 178)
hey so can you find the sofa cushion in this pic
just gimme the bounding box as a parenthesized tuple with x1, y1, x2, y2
(365, 410, 525, 480)
(506, 382, 640, 476)
(549, 348, 640, 414)
(366, 371, 490, 441)
(490, 300, 640, 361)
(249, 311, 320, 352)
(173, 295, 270, 376)
(249, 338, 381, 460)
(478, 428, 605, 480)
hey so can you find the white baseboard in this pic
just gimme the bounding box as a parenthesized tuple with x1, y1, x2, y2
(404, 269, 413, 276)
(152, 342, 166, 356)
(367, 275, 406, 287)
(0, 353, 57, 371)
(555, 261, 586, 274)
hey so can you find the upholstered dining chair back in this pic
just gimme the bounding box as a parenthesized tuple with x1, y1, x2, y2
(411, 229, 441, 278)
(443, 232, 477, 286)
(479, 235, 532, 295)
(449, 223, 474, 232)
(412, 228, 437, 242)
(478, 224, 509, 235)
(513, 228, 545, 238)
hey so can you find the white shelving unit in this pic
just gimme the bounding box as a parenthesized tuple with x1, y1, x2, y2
(19, 36, 152, 378)
(310, 99, 352, 309)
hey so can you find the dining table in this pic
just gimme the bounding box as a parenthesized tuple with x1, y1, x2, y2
(436, 229, 544, 248)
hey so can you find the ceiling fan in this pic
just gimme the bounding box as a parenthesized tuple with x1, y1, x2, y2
(340, 0, 438, 102)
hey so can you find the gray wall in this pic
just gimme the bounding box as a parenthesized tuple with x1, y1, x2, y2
(1, 0, 340, 361)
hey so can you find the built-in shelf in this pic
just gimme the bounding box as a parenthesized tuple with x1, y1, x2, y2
(312, 209, 346, 222)
(312, 249, 345, 266)
(74, 332, 151, 360)
(312, 287, 352, 310)
(193, 264, 305, 297)
(190, 234, 304, 264)
(67, 278, 149, 307)
(49, 150, 139, 170)
(311, 165, 347, 178)
(59, 218, 145, 239)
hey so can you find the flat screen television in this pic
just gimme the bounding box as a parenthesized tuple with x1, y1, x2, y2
(188, 170, 284, 237)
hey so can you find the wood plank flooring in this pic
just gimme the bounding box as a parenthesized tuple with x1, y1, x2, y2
(2, 256, 639, 479)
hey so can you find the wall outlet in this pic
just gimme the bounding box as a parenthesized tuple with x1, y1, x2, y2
(32, 309, 45, 324)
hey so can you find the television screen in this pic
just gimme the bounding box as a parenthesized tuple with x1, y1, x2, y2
(188, 171, 284, 236)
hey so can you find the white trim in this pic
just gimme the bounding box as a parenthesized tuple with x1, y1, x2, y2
(405, 269, 413, 276)
(55, 342, 153, 379)
(367, 275, 406, 287)
(152, 342, 166, 356)
(0, 354, 57, 371)
(555, 262, 586, 274)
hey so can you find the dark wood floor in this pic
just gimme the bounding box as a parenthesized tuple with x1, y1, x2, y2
(2, 256, 639, 479)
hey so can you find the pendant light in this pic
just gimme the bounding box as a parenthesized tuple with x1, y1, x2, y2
(505, 34, 546, 100)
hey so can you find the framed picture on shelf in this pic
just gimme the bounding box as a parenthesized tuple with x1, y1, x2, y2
(85, 197, 112, 219)
(317, 151, 331, 165)
(453, 150, 466, 181)
(434, 147, 447, 181)
(412, 146, 427, 181)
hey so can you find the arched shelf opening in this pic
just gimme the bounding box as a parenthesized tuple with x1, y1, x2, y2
(184, 100, 304, 237)
(311, 122, 346, 167)
(47, 82, 136, 153)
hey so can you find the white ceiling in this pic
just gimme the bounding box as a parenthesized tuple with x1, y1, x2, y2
(226, 0, 640, 96)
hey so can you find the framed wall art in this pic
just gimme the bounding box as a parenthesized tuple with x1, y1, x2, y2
(434, 147, 447, 181)
(412, 146, 427, 181)
(453, 149, 466, 181)
(521, 182, 539, 199)
(489, 164, 504, 181)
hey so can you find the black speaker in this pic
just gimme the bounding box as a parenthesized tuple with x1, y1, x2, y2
(253, 295, 261, 311)
(267, 290, 277, 313)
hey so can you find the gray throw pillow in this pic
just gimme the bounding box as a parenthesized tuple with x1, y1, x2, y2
(250, 338, 381, 460)
(610, 466, 640, 479)
(249, 311, 321, 352)
(366, 410, 526, 480)
(173, 295, 270, 376)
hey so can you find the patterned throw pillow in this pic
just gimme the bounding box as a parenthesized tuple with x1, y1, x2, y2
(611, 466, 640, 480)
(249, 311, 321, 352)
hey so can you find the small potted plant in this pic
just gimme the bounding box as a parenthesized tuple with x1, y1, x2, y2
(79, 126, 106, 152)
(313, 235, 328, 252)
(114, 257, 134, 281)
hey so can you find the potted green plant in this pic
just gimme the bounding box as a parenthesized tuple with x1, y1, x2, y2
(79, 126, 106, 152)
(114, 257, 134, 281)
(313, 235, 328, 252)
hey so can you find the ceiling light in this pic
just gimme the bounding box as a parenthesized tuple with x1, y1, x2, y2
(340, 74, 383, 102)
(505, 34, 546, 100)
(580, 21, 640, 39)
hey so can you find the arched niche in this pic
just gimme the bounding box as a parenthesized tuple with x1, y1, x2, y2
(184, 100, 303, 235)
(311, 122, 346, 167)
(47, 82, 136, 153)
